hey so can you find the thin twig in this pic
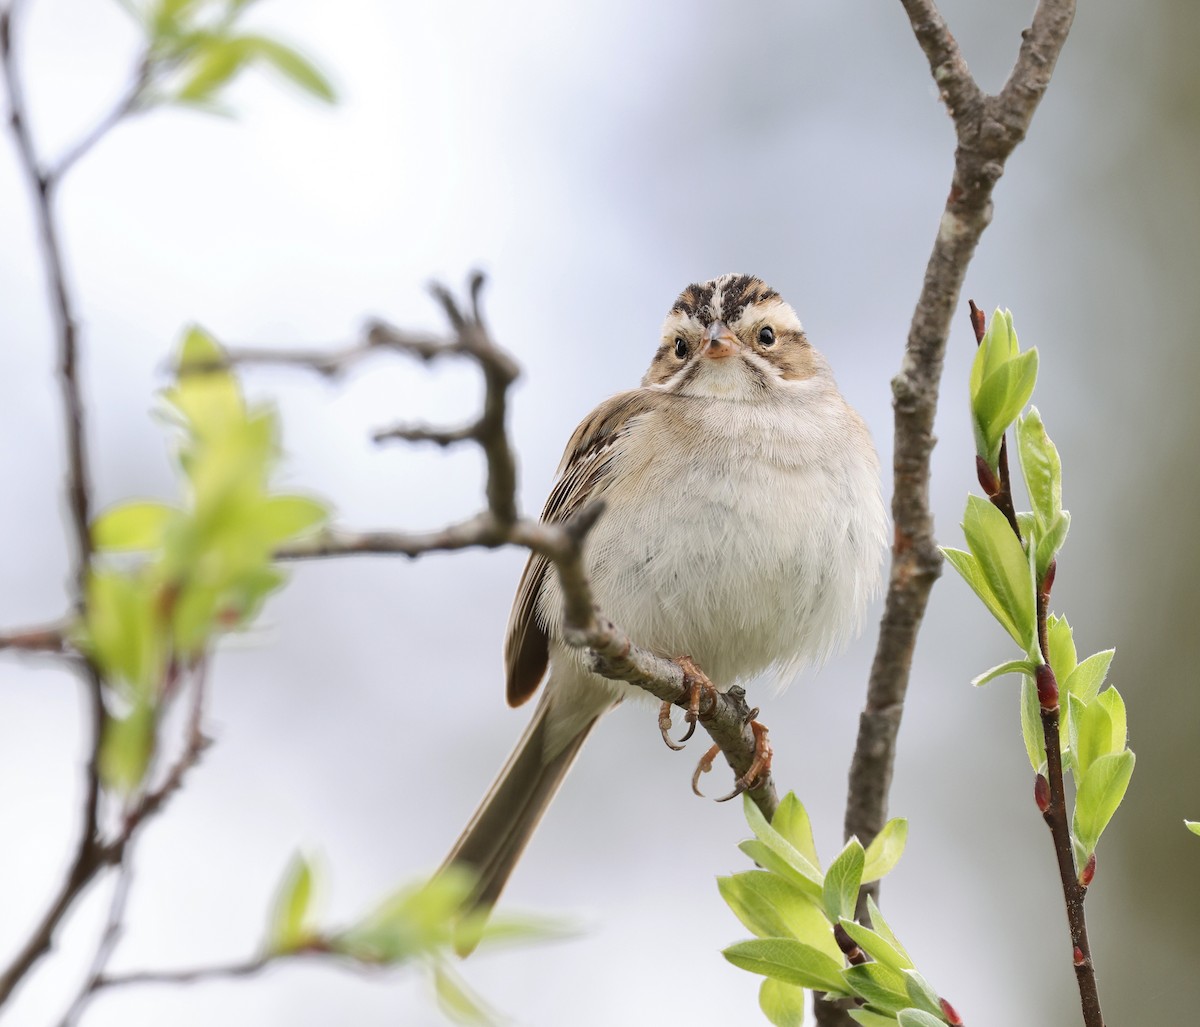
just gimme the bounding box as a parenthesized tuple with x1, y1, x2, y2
(97, 955, 275, 989)
(827, 0, 1078, 1024)
(0, 5, 111, 1005)
(0, 620, 70, 653)
(47, 54, 151, 186)
(57, 855, 136, 1027)
(53, 664, 212, 1025)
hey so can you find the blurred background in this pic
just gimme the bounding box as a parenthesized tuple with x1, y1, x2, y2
(1, 0, 1197, 1024)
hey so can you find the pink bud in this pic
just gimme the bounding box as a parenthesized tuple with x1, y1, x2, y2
(1040, 559, 1057, 598)
(1036, 664, 1059, 711)
(1034, 774, 1051, 813)
(940, 997, 963, 1025)
(1080, 852, 1096, 887)
(975, 455, 1000, 497)
(1073, 946, 1085, 967)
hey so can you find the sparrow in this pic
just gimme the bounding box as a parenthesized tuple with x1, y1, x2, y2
(444, 273, 887, 924)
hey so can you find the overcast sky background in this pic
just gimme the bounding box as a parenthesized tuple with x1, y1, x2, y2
(2, 1, 1198, 1025)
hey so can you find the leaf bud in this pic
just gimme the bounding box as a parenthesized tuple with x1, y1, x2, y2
(1034, 774, 1051, 813)
(940, 997, 963, 1025)
(1079, 852, 1096, 888)
(1035, 663, 1059, 711)
(833, 922, 865, 964)
(975, 455, 1000, 497)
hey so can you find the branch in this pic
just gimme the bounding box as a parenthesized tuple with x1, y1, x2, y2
(827, 0, 1077, 1023)
(54, 666, 212, 1026)
(97, 955, 274, 990)
(0, 620, 70, 654)
(0, 5, 110, 1005)
(47, 54, 151, 186)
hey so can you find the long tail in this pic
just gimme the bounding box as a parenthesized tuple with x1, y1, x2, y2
(442, 693, 599, 935)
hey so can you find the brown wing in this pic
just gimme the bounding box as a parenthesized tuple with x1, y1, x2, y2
(503, 389, 659, 706)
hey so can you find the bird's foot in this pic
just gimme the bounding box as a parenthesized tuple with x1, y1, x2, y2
(692, 717, 773, 802)
(658, 655, 719, 750)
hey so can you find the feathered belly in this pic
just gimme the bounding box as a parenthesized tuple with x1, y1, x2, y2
(581, 456, 870, 690)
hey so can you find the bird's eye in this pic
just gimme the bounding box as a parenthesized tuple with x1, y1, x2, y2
(674, 336, 688, 359)
(758, 326, 776, 347)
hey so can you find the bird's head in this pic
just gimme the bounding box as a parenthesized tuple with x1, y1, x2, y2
(643, 273, 823, 398)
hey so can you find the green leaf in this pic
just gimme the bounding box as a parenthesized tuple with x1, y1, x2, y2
(1020, 674, 1046, 773)
(902, 971, 945, 1017)
(1032, 511, 1070, 583)
(336, 869, 476, 964)
(771, 793, 821, 869)
(265, 853, 316, 954)
(969, 308, 1018, 403)
(837, 919, 912, 973)
(941, 548, 1021, 648)
(176, 35, 252, 102)
(82, 570, 165, 692)
(862, 819, 907, 883)
(1096, 687, 1127, 753)
(742, 796, 825, 897)
(897, 1012, 948, 1027)
(432, 961, 496, 1026)
(973, 348, 1039, 468)
(865, 896, 913, 970)
(1063, 649, 1115, 704)
(93, 501, 179, 551)
(467, 910, 578, 949)
(848, 1012, 898, 1027)
(241, 35, 336, 102)
(983, 347, 1039, 450)
(1016, 407, 1063, 533)
(842, 963, 909, 1015)
(970, 659, 1039, 688)
(257, 494, 328, 543)
(823, 840, 864, 923)
(170, 582, 221, 656)
(98, 699, 156, 793)
(718, 873, 838, 960)
(1186, 821, 1200, 837)
(1046, 614, 1077, 687)
(1068, 695, 1116, 780)
(760, 978, 807, 1027)
(960, 495, 1037, 652)
(722, 939, 847, 993)
(164, 326, 243, 438)
(1073, 751, 1136, 857)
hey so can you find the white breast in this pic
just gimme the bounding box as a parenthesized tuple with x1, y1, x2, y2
(539, 380, 886, 706)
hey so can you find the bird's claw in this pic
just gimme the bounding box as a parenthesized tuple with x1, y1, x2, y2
(691, 743, 720, 796)
(658, 701, 687, 751)
(658, 655, 717, 751)
(712, 719, 773, 802)
(690, 718, 772, 802)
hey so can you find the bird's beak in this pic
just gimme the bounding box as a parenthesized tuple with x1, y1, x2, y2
(703, 321, 739, 360)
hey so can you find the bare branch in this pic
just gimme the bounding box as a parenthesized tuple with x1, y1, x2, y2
(47, 54, 152, 186)
(0, 620, 70, 654)
(97, 955, 275, 990)
(826, 0, 1078, 1023)
(0, 5, 110, 1005)
(54, 666, 212, 1025)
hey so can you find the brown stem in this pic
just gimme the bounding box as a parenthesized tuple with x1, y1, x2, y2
(0, 5, 108, 1005)
(1035, 595, 1103, 1025)
(827, 0, 1079, 1024)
